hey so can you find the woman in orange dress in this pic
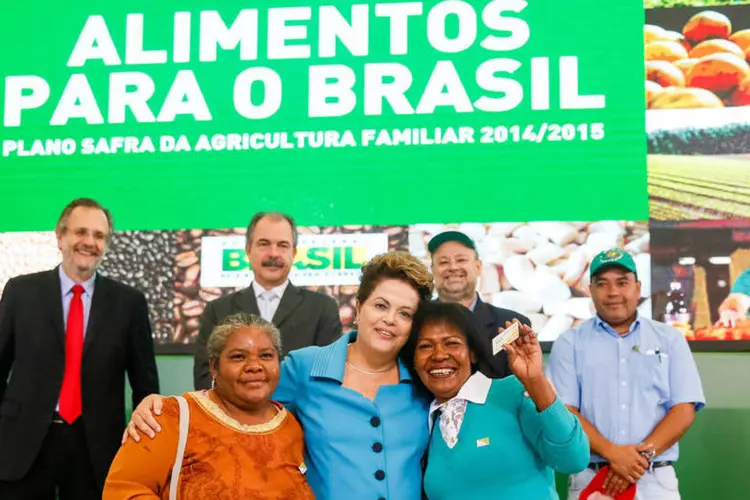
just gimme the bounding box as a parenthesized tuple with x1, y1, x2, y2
(102, 313, 314, 499)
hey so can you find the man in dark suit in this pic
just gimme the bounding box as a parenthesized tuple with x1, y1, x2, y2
(0, 198, 159, 499)
(193, 211, 343, 389)
(428, 231, 530, 378)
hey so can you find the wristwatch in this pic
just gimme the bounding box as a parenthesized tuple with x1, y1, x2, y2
(641, 444, 657, 460)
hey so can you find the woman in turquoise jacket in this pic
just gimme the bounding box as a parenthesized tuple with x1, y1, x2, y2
(401, 301, 590, 500)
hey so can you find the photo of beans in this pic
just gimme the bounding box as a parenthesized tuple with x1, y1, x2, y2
(171, 225, 409, 347)
(99, 230, 177, 344)
(172, 228, 245, 346)
(1, 222, 654, 348)
(0, 231, 61, 294)
(409, 221, 651, 342)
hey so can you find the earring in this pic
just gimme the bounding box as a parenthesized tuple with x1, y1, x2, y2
(211, 377, 216, 390)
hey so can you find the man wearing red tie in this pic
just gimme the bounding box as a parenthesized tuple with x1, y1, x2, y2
(0, 198, 159, 499)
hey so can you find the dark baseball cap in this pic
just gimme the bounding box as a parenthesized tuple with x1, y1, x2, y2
(590, 248, 638, 278)
(427, 231, 477, 254)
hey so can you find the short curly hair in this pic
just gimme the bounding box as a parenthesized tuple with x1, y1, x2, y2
(207, 313, 282, 368)
(356, 251, 434, 304)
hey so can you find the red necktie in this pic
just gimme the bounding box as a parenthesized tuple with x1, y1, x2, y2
(59, 284, 84, 424)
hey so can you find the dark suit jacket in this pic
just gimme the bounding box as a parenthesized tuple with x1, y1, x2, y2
(0, 268, 159, 488)
(472, 295, 531, 379)
(193, 282, 343, 390)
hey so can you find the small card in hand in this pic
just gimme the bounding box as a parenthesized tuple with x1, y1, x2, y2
(492, 322, 520, 355)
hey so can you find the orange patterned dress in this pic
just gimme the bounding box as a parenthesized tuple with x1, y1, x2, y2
(103, 391, 315, 499)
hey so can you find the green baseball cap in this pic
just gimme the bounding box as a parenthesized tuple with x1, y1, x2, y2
(427, 231, 477, 254)
(590, 248, 638, 278)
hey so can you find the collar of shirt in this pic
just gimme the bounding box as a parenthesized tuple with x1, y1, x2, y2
(469, 293, 479, 312)
(58, 265, 96, 297)
(310, 331, 413, 384)
(594, 312, 641, 338)
(251, 280, 289, 300)
(427, 371, 491, 431)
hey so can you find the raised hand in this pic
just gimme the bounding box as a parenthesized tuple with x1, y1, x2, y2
(503, 321, 544, 383)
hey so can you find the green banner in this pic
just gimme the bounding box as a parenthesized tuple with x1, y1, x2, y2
(0, 0, 647, 231)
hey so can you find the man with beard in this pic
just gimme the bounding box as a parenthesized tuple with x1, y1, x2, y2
(427, 230, 530, 378)
(193, 211, 342, 390)
(0, 198, 159, 499)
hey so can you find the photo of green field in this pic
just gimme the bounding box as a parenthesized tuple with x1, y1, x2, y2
(649, 154, 750, 219)
(646, 0, 750, 8)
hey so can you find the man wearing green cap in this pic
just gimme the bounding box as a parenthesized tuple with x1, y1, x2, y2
(547, 248, 705, 500)
(427, 230, 530, 378)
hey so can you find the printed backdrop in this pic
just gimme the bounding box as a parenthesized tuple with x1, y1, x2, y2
(1, 0, 748, 351)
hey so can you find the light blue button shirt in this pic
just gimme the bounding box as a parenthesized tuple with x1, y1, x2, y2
(274, 331, 431, 500)
(58, 266, 95, 336)
(546, 314, 705, 462)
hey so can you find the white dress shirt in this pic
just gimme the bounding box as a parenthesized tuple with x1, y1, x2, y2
(251, 280, 289, 322)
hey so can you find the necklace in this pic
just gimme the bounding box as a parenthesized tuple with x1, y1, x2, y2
(346, 361, 394, 375)
(346, 344, 395, 375)
(213, 392, 279, 424)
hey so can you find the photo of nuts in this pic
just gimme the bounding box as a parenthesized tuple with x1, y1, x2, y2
(0, 230, 178, 349)
(645, 6, 750, 109)
(409, 221, 651, 342)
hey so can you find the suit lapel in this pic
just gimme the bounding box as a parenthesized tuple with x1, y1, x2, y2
(234, 286, 261, 316)
(472, 296, 497, 336)
(83, 274, 111, 357)
(273, 284, 303, 326)
(46, 268, 66, 348)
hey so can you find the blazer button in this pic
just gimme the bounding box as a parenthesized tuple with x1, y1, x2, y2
(370, 416, 381, 427)
(372, 442, 383, 453)
(375, 470, 385, 481)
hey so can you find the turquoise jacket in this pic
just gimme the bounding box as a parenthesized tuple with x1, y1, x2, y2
(424, 375, 589, 500)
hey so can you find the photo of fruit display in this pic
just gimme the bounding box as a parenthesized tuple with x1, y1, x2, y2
(644, 6, 750, 109)
(650, 219, 750, 341)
